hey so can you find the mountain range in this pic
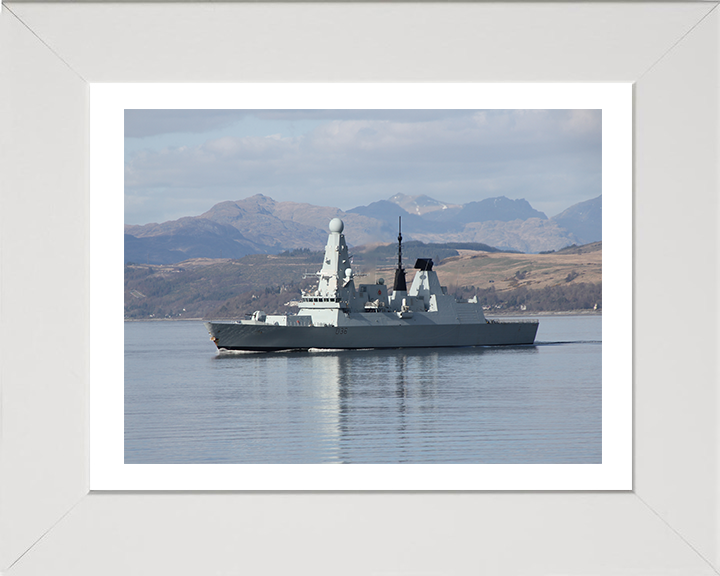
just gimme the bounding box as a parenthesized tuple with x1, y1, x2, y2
(125, 193, 602, 265)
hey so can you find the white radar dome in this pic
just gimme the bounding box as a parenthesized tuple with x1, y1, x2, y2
(329, 218, 344, 234)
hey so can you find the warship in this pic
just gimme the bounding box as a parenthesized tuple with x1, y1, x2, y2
(205, 218, 539, 351)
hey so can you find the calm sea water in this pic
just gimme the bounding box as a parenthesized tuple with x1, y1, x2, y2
(125, 316, 601, 464)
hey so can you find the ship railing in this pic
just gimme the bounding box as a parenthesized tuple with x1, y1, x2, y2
(301, 296, 342, 303)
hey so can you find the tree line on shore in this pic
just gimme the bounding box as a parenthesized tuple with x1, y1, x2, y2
(125, 252, 601, 319)
(450, 283, 601, 313)
(203, 281, 602, 320)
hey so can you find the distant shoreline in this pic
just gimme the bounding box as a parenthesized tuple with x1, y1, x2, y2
(485, 309, 601, 317)
(125, 309, 601, 322)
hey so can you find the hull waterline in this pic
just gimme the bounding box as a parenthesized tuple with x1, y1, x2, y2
(205, 320, 538, 352)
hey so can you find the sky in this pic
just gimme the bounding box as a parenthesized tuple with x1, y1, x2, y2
(125, 109, 601, 225)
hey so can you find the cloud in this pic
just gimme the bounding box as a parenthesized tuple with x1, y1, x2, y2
(124, 109, 480, 139)
(561, 109, 602, 135)
(125, 110, 601, 224)
(125, 110, 248, 138)
(252, 109, 479, 123)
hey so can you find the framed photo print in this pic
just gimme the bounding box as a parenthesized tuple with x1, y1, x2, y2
(2, 2, 718, 574)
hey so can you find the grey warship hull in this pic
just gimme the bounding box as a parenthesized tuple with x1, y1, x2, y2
(205, 318, 539, 352)
(204, 217, 539, 352)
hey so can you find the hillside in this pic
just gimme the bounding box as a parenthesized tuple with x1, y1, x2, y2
(430, 242, 601, 293)
(409, 217, 580, 254)
(124, 193, 601, 264)
(125, 241, 601, 320)
(551, 195, 601, 245)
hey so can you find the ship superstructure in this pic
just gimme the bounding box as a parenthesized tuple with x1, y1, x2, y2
(205, 218, 538, 351)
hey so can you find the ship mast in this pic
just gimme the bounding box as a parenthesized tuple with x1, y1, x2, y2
(393, 216, 407, 292)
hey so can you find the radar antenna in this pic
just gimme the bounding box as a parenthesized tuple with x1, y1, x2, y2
(392, 216, 407, 292)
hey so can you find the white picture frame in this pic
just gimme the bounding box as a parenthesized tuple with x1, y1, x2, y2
(2, 2, 718, 574)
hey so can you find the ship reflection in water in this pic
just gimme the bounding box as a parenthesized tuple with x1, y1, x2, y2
(294, 347, 544, 464)
(208, 343, 593, 464)
(125, 317, 600, 465)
